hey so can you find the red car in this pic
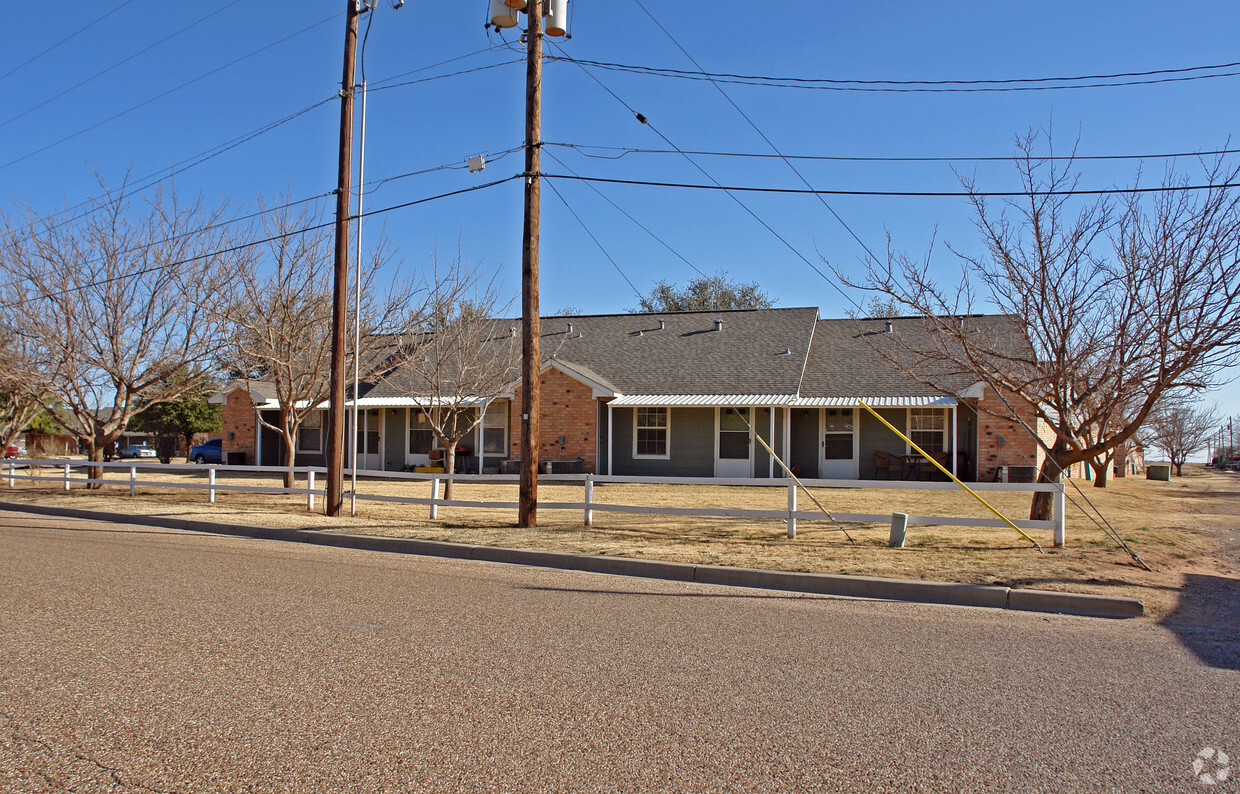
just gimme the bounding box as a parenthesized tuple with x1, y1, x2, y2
(4, 445, 24, 459)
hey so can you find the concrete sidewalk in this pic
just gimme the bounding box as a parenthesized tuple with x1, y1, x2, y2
(0, 500, 1143, 618)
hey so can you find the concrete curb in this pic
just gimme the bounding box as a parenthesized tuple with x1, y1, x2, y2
(0, 500, 1144, 619)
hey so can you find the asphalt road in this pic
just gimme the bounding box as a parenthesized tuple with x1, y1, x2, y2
(1, 511, 1236, 793)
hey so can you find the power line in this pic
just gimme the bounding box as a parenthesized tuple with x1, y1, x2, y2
(367, 45, 511, 88)
(545, 141, 1240, 165)
(7, 175, 521, 305)
(632, 0, 882, 270)
(543, 148, 705, 277)
(1, 0, 247, 131)
(546, 40, 861, 311)
(544, 178, 642, 297)
(551, 54, 1240, 93)
(368, 58, 524, 94)
(545, 172, 1240, 198)
(0, 0, 139, 84)
(0, 11, 339, 173)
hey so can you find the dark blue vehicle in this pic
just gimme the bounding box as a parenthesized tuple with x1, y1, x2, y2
(190, 438, 223, 464)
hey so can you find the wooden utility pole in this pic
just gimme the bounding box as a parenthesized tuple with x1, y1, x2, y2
(327, 0, 360, 517)
(518, 0, 543, 528)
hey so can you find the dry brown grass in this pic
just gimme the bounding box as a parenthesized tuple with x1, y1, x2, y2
(3, 463, 1237, 619)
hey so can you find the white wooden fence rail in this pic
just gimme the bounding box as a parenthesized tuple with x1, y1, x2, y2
(3, 459, 1067, 544)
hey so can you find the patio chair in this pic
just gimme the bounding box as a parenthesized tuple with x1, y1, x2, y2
(925, 451, 949, 480)
(873, 450, 902, 480)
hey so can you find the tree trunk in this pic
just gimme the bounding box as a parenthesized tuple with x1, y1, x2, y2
(444, 443, 457, 501)
(87, 445, 103, 490)
(1030, 438, 1069, 522)
(281, 433, 296, 489)
(1089, 456, 1110, 488)
(1173, 457, 1184, 477)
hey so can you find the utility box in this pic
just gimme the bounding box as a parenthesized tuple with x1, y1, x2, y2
(226, 451, 246, 466)
(1147, 464, 1171, 481)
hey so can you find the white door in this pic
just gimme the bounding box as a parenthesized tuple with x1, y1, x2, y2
(820, 408, 857, 479)
(716, 407, 753, 478)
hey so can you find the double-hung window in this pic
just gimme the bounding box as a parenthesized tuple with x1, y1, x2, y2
(298, 411, 323, 453)
(482, 403, 508, 455)
(634, 407, 669, 458)
(909, 408, 947, 453)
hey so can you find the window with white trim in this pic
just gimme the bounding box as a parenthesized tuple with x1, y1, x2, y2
(408, 409, 434, 454)
(634, 407, 669, 458)
(909, 408, 947, 453)
(297, 411, 323, 453)
(482, 403, 508, 455)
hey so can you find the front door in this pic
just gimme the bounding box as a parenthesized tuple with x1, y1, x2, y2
(820, 408, 856, 479)
(717, 407, 752, 478)
(358, 409, 383, 471)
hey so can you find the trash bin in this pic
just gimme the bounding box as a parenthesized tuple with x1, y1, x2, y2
(1147, 464, 1171, 481)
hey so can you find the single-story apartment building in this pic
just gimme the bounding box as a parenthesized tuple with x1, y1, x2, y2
(213, 308, 1042, 482)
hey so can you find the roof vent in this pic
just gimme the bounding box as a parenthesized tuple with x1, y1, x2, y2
(509, 326, 517, 338)
(658, 319, 665, 330)
(884, 320, 893, 334)
(782, 347, 792, 355)
(636, 329, 643, 336)
(714, 319, 723, 332)
(566, 322, 574, 334)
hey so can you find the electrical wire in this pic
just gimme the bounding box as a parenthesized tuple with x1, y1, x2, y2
(544, 178, 642, 298)
(0, 0, 139, 84)
(3, 175, 521, 305)
(543, 148, 705, 277)
(368, 59, 524, 94)
(545, 141, 1240, 165)
(367, 45, 511, 88)
(1, 0, 247, 131)
(543, 172, 1240, 198)
(546, 39, 861, 311)
(0, 11, 340, 173)
(551, 55, 1240, 93)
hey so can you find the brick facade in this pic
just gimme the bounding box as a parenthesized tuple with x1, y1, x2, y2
(221, 388, 257, 465)
(508, 366, 598, 473)
(971, 387, 1040, 480)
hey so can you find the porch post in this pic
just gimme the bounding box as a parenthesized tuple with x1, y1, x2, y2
(607, 402, 614, 476)
(768, 405, 775, 478)
(783, 406, 791, 474)
(951, 404, 958, 477)
(479, 402, 487, 475)
(255, 407, 262, 466)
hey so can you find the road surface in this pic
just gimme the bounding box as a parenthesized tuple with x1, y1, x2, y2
(1, 511, 1236, 792)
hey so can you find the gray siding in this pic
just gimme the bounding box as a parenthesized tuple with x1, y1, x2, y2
(789, 409, 819, 478)
(858, 408, 905, 479)
(956, 402, 978, 481)
(611, 406, 715, 477)
(753, 407, 785, 478)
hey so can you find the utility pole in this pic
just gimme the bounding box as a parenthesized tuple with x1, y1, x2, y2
(327, 0, 360, 517)
(518, 0, 543, 528)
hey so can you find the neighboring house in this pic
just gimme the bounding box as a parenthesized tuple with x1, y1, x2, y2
(213, 308, 1041, 481)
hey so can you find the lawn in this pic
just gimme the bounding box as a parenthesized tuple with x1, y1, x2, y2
(2, 462, 1237, 620)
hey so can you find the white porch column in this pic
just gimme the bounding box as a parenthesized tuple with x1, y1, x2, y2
(951, 404, 958, 477)
(607, 402, 614, 476)
(768, 406, 775, 478)
(783, 406, 792, 474)
(479, 402, 487, 475)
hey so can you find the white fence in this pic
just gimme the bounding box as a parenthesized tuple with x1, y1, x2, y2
(3, 459, 1067, 544)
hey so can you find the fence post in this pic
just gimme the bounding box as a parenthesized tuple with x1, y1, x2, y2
(129, 465, 136, 496)
(786, 480, 797, 539)
(307, 470, 316, 511)
(429, 478, 439, 519)
(1053, 484, 1066, 548)
(208, 467, 216, 504)
(7, 460, 14, 487)
(64, 463, 71, 492)
(583, 474, 593, 526)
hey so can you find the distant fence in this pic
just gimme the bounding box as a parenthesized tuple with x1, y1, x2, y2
(3, 459, 1067, 544)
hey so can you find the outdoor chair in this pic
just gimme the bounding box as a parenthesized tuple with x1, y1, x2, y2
(873, 450, 902, 480)
(925, 451, 949, 480)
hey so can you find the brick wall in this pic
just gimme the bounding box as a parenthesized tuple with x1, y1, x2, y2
(972, 386, 1040, 480)
(507, 366, 598, 473)
(221, 389, 257, 465)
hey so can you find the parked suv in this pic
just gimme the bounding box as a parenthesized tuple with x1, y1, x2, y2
(190, 438, 224, 464)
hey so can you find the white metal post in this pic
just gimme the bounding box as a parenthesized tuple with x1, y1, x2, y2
(8, 459, 14, 487)
(787, 480, 797, 539)
(429, 477, 439, 519)
(607, 402, 614, 476)
(208, 467, 216, 504)
(128, 465, 136, 496)
(783, 406, 791, 474)
(768, 406, 775, 478)
(1053, 484, 1066, 547)
(307, 470, 316, 511)
(64, 463, 72, 492)
(951, 405, 958, 477)
(583, 473, 593, 526)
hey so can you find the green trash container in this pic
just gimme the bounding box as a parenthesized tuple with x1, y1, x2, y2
(1147, 464, 1171, 481)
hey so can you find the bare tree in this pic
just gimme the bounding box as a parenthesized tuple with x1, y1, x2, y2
(841, 131, 1240, 523)
(216, 197, 418, 488)
(381, 256, 519, 499)
(0, 181, 241, 480)
(1146, 397, 1219, 476)
(0, 331, 47, 451)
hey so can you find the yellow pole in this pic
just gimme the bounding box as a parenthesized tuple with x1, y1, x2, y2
(858, 401, 1044, 553)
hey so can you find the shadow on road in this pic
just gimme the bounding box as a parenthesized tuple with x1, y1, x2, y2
(1159, 573, 1240, 670)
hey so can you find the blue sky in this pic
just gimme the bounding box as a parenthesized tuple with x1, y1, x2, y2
(4, 1, 1239, 430)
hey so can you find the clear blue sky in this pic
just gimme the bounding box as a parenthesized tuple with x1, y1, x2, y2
(4, 1, 1239, 430)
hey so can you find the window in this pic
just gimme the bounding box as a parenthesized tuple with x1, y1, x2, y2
(910, 408, 947, 453)
(634, 407, 669, 458)
(482, 403, 508, 455)
(823, 408, 854, 460)
(408, 410, 433, 455)
(297, 411, 322, 452)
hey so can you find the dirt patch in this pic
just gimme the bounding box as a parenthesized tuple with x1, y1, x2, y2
(3, 464, 1237, 622)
